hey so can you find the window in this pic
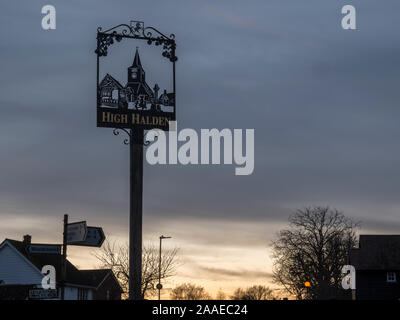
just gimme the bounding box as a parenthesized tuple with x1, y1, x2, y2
(387, 272, 396, 283)
(112, 89, 119, 100)
(78, 288, 88, 300)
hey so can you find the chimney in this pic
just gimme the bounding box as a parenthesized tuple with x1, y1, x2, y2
(23, 234, 31, 245)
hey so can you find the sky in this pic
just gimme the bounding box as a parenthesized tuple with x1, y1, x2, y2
(1, 0, 400, 298)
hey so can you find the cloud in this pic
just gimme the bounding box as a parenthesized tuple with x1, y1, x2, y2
(1, 0, 400, 291)
(196, 266, 273, 281)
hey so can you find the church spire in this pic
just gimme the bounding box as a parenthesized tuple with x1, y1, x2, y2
(128, 47, 146, 84)
(132, 47, 142, 67)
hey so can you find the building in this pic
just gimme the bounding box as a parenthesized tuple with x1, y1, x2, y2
(99, 74, 125, 108)
(99, 48, 174, 111)
(126, 48, 154, 105)
(0, 235, 122, 300)
(350, 235, 400, 300)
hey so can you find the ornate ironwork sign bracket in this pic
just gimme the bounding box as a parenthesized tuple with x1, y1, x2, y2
(96, 21, 177, 145)
(113, 128, 155, 146)
(96, 21, 177, 61)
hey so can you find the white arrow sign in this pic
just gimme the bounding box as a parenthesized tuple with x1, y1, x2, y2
(27, 244, 61, 255)
(71, 227, 105, 247)
(66, 221, 87, 244)
(29, 289, 58, 300)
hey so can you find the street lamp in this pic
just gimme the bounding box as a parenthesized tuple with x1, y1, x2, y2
(158, 235, 171, 300)
(304, 281, 311, 300)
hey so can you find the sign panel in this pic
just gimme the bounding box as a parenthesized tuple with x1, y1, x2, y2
(96, 21, 177, 131)
(71, 226, 105, 247)
(27, 244, 61, 255)
(29, 289, 58, 300)
(66, 221, 87, 244)
(97, 107, 173, 131)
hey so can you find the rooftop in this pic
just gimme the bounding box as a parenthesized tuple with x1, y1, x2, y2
(350, 235, 400, 270)
(1, 237, 121, 291)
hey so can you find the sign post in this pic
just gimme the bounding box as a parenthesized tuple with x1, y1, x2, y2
(130, 128, 143, 300)
(66, 221, 87, 244)
(61, 214, 68, 300)
(60, 215, 105, 300)
(29, 289, 58, 300)
(27, 244, 61, 255)
(71, 226, 105, 247)
(95, 21, 177, 300)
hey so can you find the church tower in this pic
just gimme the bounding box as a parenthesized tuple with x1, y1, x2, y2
(127, 48, 145, 84)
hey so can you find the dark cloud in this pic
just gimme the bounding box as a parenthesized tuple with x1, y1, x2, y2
(196, 266, 272, 281)
(1, 0, 400, 245)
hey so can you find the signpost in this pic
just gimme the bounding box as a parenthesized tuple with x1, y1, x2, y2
(95, 21, 177, 300)
(60, 215, 106, 300)
(29, 289, 58, 300)
(27, 244, 61, 255)
(96, 21, 177, 132)
(71, 227, 105, 247)
(66, 221, 87, 244)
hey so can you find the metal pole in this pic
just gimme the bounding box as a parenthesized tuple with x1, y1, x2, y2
(172, 48, 176, 121)
(158, 236, 162, 300)
(157, 235, 170, 300)
(129, 128, 143, 300)
(61, 214, 68, 300)
(96, 35, 99, 106)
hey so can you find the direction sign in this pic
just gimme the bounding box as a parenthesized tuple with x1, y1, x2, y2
(29, 289, 58, 300)
(27, 244, 61, 255)
(66, 221, 87, 244)
(71, 227, 105, 247)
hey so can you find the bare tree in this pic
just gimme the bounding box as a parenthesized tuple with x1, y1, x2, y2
(215, 290, 227, 300)
(231, 285, 276, 300)
(170, 283, 211, 300)
(271, 206, 359, 300)
(93, 240, 179, 299)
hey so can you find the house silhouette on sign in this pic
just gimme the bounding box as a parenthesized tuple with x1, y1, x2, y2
(99, 48, 174, 111)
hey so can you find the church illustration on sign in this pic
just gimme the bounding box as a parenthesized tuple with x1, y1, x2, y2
(99, 48, 174, 111)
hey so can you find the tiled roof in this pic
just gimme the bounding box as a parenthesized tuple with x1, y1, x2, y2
(100, 74, 124, 89)
(78, 269, 111, 287)
(350, 235, 400, 270)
